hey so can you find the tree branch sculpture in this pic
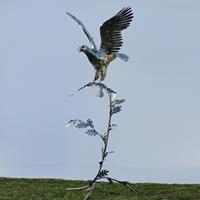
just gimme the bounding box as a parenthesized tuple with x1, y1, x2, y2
(65, 82, 136, 199)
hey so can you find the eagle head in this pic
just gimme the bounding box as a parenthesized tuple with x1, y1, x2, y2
(78, 45, 88, 52)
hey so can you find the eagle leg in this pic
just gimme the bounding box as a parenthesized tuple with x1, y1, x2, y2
(93, 66, 107, 82)
(100, 66, 107, 81)
(94, 70, 100, 82)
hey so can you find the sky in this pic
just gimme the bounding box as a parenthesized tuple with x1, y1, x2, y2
(1, 0, 200, 183)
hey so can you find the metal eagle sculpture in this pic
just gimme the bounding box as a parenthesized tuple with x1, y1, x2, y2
(66, 7, 133, 82)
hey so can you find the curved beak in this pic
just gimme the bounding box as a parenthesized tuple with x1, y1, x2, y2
(78, 47, 82, 52)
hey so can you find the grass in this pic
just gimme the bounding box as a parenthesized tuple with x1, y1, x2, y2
(0, 177, 200, 200)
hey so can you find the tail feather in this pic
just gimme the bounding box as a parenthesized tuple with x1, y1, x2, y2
(115, 53, 129, 62)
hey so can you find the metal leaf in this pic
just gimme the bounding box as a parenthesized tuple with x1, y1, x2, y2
(86, 119, 94, 128)
(76, 119, 94, 129)
(64, 120, 77, 128)
(111, 105, 122, 115)
(85, 129, 99, 136)
(76, 121, 89, 129)
(98, 169, 109, 178)
(115, 99, 126, 105)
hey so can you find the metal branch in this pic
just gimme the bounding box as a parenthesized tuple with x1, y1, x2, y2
(96, 176, 137, 194)
(66, 184, 90, 191)
(87, 89, 113, 187)
(83, 183, 96, 200)
(65, 82, 136, 199)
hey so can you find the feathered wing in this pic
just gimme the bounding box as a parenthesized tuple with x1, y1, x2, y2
(66, 11, 97, 50)
(99, 7, 133, 53)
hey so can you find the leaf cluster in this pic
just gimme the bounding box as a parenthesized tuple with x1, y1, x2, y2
(97, 169, 109, 179)
(65, 119, 99, 137)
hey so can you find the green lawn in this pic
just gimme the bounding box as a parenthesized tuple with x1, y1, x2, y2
(0, 177, 199, 200)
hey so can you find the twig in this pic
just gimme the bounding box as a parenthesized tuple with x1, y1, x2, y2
(97, 176, 137, 194)
(83, 183, 96, 200)
(66, 184, 90, 191)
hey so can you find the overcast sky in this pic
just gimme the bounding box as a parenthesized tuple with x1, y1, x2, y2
(1, 0, 200, 183)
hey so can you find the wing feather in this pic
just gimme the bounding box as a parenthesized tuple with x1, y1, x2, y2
(99, 7, 133, 53)
(66, 11, 97, 50)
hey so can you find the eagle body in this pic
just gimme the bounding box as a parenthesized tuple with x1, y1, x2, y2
(66, 7, 133, 81)
(81, 46, 116, 81)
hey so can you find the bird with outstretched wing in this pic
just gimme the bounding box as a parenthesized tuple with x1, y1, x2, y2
(66, 7, 133, 82)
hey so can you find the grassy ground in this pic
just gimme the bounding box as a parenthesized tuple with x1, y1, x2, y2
(0, 177, 199, 200)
